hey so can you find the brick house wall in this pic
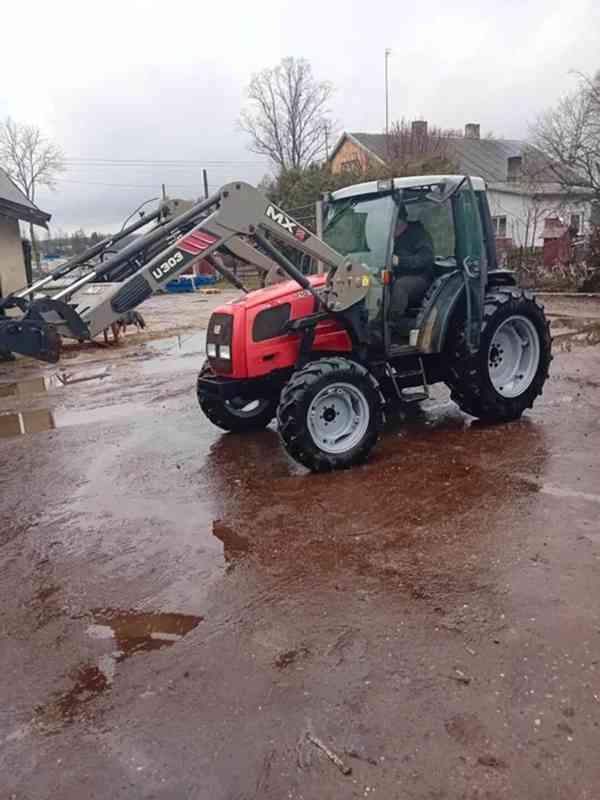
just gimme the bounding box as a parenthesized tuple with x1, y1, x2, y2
(330, 139, 373, 175)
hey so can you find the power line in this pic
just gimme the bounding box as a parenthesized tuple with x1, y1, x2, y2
(50, 177, 224, 189)
(64, 157, 266, 166)
(62, 165, 268, 176)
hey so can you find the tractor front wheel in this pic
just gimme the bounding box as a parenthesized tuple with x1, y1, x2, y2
(196, 361, 278, 433)
(277, 357, 384, 472)
(446, 289, 552, 422)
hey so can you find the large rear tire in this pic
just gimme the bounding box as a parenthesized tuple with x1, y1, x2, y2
(196, 361, 278, 433)
(277, 357, 384, 472)
(446, 289, 552, 422)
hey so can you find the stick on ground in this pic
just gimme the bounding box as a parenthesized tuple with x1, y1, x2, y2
(306, 732, 352, 776)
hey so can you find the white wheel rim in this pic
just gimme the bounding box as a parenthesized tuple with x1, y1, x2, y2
(488, 315, 541, 398)
(226, 398, 270, 418)
(307, 382, 370, 454)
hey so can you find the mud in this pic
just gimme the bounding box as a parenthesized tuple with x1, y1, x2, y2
(1, 292, 600, 799)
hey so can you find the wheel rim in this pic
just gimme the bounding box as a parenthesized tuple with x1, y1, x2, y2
(488, 315, 541, 398)
(225, 398, 271, 418)
(307, 382, 370, 454)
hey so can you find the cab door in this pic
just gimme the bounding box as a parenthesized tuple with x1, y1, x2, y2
(453, 177, 488, 351)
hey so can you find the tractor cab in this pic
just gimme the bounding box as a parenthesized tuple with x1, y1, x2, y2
(321, 175, 494, 353)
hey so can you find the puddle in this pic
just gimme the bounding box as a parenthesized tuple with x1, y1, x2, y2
(0, 408, 55, 439)
(88, 607, 203, 660)
(139, 332, 205, 375)
(1, 399, 154, 440)
(0, 368, 110, 402)
(0, 368, 139, 439)
(0, 368, 111, 441)
(144, 332, 205, 357)
(0, 376, 52, 398)
(37, 608, 202, 727)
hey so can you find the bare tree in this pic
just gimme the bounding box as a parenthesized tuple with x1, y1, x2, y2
(0, 117, 65, 266)
(532, 73, 600, 280)
(385, 119, 458, 176)
(532, 72, 600, 198)
(240, 57, 333, 171)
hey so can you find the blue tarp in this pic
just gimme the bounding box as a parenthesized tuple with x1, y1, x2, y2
(165, 274, 217, 293)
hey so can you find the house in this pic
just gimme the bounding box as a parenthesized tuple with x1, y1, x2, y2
(329, 124, 592, 248)
(0, 168, 51, 298)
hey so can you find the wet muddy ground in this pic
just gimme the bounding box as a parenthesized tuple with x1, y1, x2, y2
(1, 293, 600, 799)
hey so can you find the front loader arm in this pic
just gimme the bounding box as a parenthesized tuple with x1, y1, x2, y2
(206, 182, 344, 269)
(4, 182, 365, 362)
(63, 182, 350, 338)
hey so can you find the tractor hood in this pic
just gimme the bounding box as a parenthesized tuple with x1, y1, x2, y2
(240, 274, 327, 310)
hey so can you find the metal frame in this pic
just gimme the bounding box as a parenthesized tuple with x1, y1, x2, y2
(0, 183, 348, 362)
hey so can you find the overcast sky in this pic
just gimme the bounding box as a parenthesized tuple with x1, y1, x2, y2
(1, 0, 598, 233)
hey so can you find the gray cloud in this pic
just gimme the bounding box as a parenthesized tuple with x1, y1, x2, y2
(2, 0, 597, 232)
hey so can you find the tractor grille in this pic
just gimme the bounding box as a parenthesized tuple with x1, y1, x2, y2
(111, 274, 153, 314)
(206, 312, 233, 373)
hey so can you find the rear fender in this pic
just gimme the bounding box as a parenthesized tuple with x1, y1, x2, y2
(416, 271, 465, 354)
(417, 269, 519, 353)
(487, 270, 517, 287)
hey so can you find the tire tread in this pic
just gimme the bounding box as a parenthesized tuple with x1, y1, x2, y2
(446, 289, 552, 422)
(277, 357, 384, 472)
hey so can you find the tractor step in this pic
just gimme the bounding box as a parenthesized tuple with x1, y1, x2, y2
(387, 343, 420, 358)
(400, 387, 429, 402)
(385, 356, 430, 404)
(393, 368, 423, 379)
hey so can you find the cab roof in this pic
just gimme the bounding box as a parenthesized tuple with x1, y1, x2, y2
(330, 174, 486, 201)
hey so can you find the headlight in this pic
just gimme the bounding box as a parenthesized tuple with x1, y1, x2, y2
(219, 345, 231, 360)
(207, 343, 217, 358)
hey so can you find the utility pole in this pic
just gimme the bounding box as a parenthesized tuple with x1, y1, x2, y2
(315, 199, 324, 274)
(385, 48, 391, 139)
(202, 169, 209, 200)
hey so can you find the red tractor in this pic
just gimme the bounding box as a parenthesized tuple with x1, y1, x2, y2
(1, 176, 551, 471)
(196, 176, 551, 471)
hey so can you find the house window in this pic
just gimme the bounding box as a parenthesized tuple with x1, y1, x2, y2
(570, 213, 581, 233)
(491, 216, 507, 237)
(340, 159, 361, 173)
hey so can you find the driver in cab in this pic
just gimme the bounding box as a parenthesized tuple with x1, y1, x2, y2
(389, 204, 435, 329)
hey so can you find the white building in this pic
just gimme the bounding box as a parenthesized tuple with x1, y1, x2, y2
(329, 124, 591, 248)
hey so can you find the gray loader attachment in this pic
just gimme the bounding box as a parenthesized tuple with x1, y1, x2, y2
(0, 183, 354, 364)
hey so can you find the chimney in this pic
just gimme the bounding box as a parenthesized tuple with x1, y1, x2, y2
(411, 120, 428, 138)
(543, 217, 564, 239)
(507, 155, 523, 182)
(465, 123, 480, 139)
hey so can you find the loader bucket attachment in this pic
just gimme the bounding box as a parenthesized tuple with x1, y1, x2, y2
(0, 318, 61, 364)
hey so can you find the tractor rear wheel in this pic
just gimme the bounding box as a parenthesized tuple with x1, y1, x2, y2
(446, 289, 552, 422)
(196, 361, 278, 433)
(277, 357, 384, 472)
